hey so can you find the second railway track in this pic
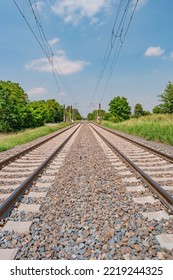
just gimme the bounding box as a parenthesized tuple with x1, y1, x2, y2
(0, 123, 81, 218)
(0, 122, 173, 260)
(90, 123, 173, 212)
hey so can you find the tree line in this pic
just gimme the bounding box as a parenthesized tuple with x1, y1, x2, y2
(1, 79, 172, 131)
(87, 81, 173, 122)
(0, 80, 82, 132)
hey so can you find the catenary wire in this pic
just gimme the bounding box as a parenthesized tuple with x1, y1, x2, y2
(90, 0, 139, 110)
(100, 0, 139, 103)
(90, 0, 125, 105)
(12, 0, 79, 108)
(26, 0, 77, 104)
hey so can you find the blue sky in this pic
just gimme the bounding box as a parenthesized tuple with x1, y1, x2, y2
(1, 0, 173, 117)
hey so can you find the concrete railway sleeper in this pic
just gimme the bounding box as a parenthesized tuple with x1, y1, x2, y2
(0, 123, 78, 169)
(90, 123, 173, 213)
(0, 124, 81, 219)
(0, 122, 173, 260)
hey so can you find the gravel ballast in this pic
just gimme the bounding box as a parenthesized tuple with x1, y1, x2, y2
(0, 123, 173, 259)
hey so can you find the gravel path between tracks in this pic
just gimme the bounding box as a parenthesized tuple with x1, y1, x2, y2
(6, 123, 171, 260)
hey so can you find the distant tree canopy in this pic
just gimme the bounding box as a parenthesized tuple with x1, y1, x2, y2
(108, 96, 131, 122)
(86, 82, 173, 122)
(159, 81, 173, 113)
(87, 109, 105, 121)
(0, 80, 29, 131)
(134, 103, 144, 118)
(72, 108, 83, 120)
(25, 99, 63, 128)
(133, 103, 150, 118)
(87, 97, 131, 122)
(152, 82, 173, 114)
(65, 106, 82, 121)
(152, 104, 164, 114)
(44, 99, 63, 123)
(0, 80, 64, 132)
(87, 110, 97, 121)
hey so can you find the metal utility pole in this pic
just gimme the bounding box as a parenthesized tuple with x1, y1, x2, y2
(99, 103, 101, 124)
(72, 107, 75, 121)
(63, 104, 66, 122)
(71, 105, 73, 122)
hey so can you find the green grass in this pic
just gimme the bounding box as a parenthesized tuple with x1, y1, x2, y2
(0, 122, 71, 152)
(101, 114, 173, 145)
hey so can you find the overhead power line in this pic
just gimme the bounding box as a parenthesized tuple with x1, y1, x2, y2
(12, 0, 78, 107)
(90, 0, 139, 106)
(100, 0, 139, 103)
(90, 0, 125, 105)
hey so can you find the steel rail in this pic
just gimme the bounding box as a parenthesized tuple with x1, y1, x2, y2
(90, 124, 173, 213)
(0, 124, 81, 219)
(0, 123, 78, 169)
(92, 122, 173, 163)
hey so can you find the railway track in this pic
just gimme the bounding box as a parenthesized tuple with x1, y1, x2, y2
(0, 122, 173, 260)
(90, 123, 173, 212)
(0, 123, 81, 219)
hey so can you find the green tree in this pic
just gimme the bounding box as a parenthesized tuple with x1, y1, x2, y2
(143, 110, 151, 116)
(0, 80, 65, 131)
(0, 80, 29, 131)
(65, 106, 72, 121)
(99, 109, 105, 121)
(45, 99, 63, 123)
(153, 104, 164, 114)
(134, 103, 144, 118)
(87, 110, 97, 121)
(65, 106, 82, 121)
(72, 108, 82, 120)
(26, 100, 47, 127)
(159, 81, 173, 113)
(103, 112, 112, 120)
(87, 109, 105, 121)
(108, 96, 131, 122)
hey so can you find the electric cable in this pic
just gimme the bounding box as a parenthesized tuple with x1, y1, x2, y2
(90, 0, 125, 105)
(89, 0, 139, 111)
(100, 0, 139, 103)
(12, 0, 80, 109)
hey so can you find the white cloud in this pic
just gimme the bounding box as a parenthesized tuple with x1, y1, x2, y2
(48, 37, 60, 46)
(170, 52, 173, 58)
(51, 0, 111, 25)
(144, 46, 165, 57)
(25, 52, 89, 75)
(27, 87, 47, 96)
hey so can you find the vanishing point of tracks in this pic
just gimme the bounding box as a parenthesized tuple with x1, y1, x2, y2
(0, 122, 173, 260)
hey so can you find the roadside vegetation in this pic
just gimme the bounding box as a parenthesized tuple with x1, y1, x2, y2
(0, 80, 82, 133)
(102, 114, 173, 145)
(1, 79, 173, 148)
(0, 122, 71, 152)
(0, 80, 83, 152)
(87, 81, 173, 145)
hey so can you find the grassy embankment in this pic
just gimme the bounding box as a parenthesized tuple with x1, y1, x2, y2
(102, 114, 173, 145)
(0, 122, 71, 152)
